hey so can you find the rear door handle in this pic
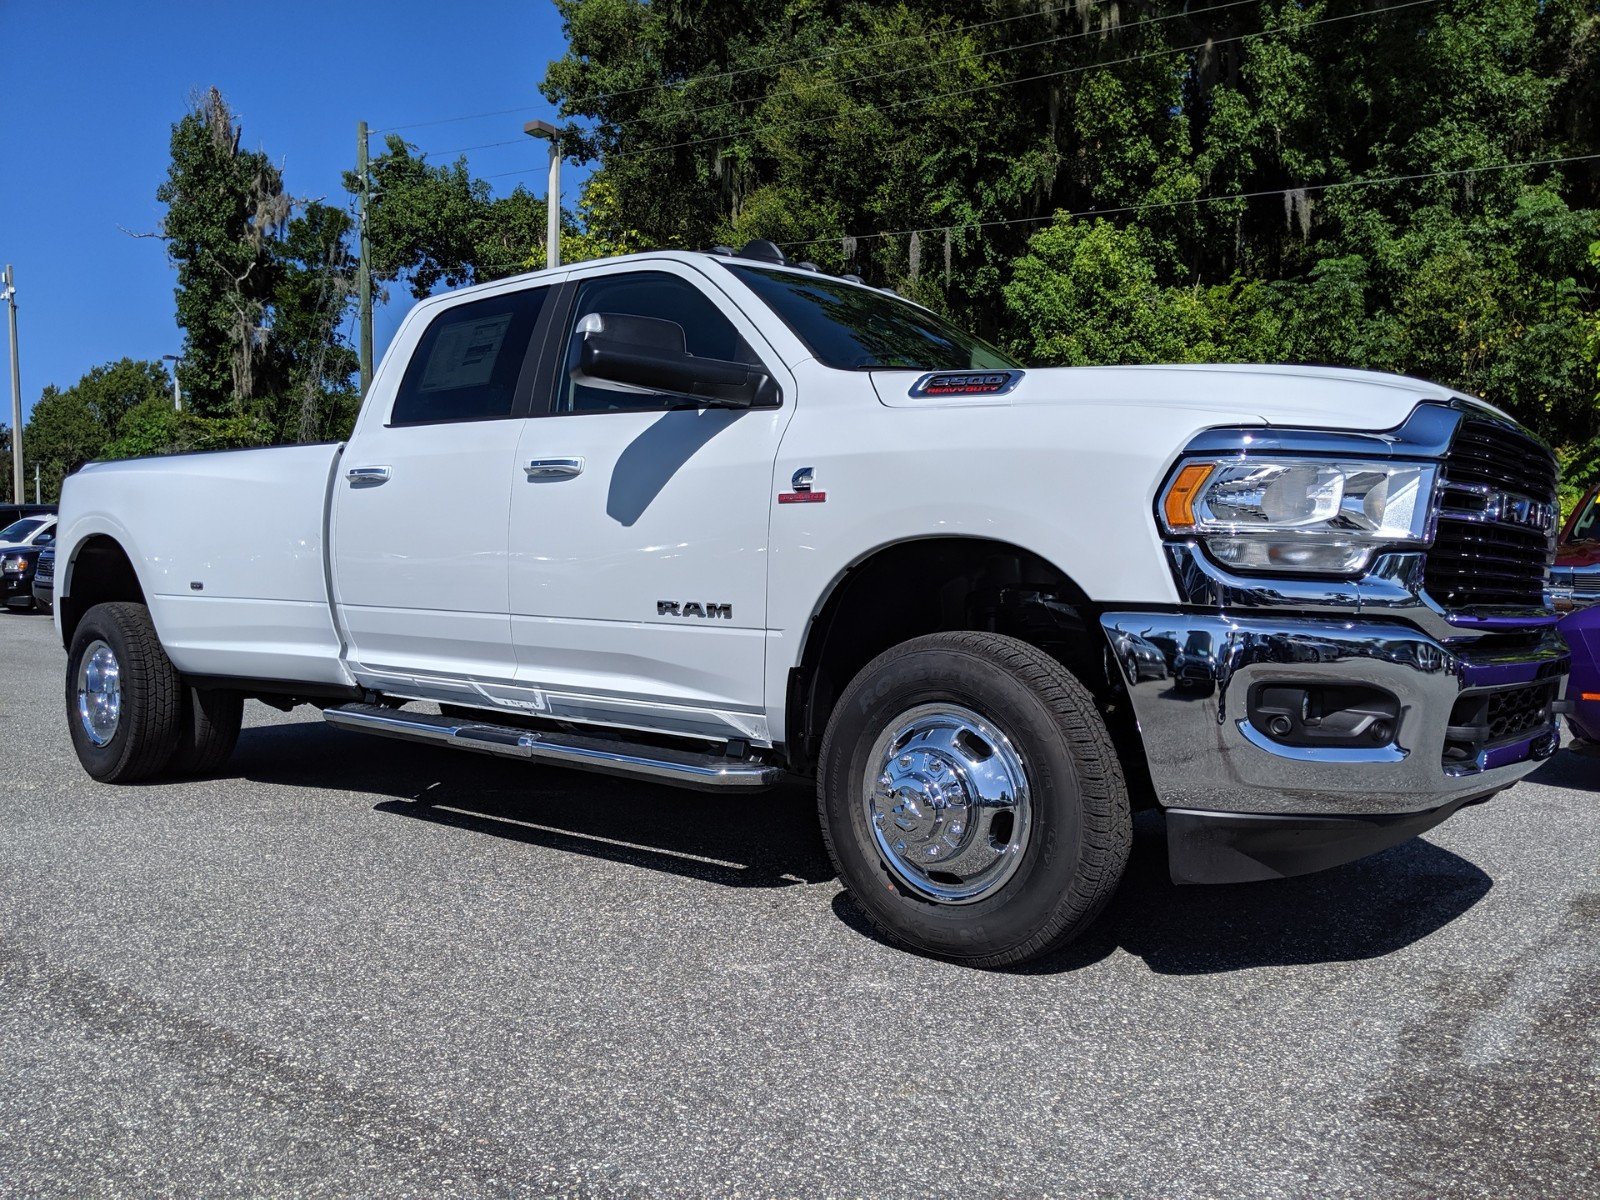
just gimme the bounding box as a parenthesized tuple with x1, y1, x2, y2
(524, 457, 584, 479)
(346, 465, 391, 485)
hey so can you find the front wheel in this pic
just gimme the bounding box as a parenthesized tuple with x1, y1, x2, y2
(65, 602, 184, 782)
(818, 632, 1131, 968)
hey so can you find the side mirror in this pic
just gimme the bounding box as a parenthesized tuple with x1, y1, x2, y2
(36, 533, 53, 546)
(576, 312, 777, 408)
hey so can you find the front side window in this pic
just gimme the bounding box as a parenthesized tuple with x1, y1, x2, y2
(391, 286, 549, 425)
(724, 263, 1018, 371)
(557, 272, 764, 415)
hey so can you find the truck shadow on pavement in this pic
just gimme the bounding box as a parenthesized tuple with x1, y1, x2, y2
(232, 721, 1493, 977)
(837, 811, 1493, 977)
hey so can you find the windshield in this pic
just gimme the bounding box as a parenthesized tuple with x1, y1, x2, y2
(0, 519, 43, 542)
(725, 264, 1018, 372)
(1569, 490, 1600, 542)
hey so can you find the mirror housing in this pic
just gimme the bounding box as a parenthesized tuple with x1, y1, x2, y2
(576, 313, 778, 408)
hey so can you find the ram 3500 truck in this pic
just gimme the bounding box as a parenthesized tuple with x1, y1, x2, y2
(55, 245, 1568, 967)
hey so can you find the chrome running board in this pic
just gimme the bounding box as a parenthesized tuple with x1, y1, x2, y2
(323, 702, 782, 792)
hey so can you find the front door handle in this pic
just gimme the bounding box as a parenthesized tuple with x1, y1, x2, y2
(524, 457, 584, 480)
(346, 465, 391, 486)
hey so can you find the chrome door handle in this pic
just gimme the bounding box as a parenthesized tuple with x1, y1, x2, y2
(524, 457, 584, 479)
(345, 465, 391, 485)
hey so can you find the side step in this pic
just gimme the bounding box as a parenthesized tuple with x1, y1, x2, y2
(323, 703, 783, 792)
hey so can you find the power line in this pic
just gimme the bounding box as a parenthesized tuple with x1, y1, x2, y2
(564, 0, 1094, 109)
(376, 0, 1094, 133)
(771, 152, 1600, 251)
(605, 0, 1443, 162)
(594, 0, 1261, 134)
(419, 137, 528, 157)
(476, 0, 1440, 186)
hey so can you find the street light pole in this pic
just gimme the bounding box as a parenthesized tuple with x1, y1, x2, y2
(523, 120, 561, 269)
(161, 354, 184, 412)
(2, 266, 21, 506)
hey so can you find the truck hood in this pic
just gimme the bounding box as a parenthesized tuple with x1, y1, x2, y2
(871, 363, 1478, 433)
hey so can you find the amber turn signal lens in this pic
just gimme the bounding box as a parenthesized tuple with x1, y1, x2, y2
(1163, 462, 1215, 530)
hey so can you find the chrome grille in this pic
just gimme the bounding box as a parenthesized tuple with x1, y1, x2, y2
(1423, 417, 1557, 611)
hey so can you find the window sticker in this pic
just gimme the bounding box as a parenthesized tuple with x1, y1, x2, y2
(420, 313, 514, 392)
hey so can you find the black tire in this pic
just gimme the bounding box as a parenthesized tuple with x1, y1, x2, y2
(65, 602, 184, 783)
(818, 631, 1131, 968)
(168, 687, 244, 777)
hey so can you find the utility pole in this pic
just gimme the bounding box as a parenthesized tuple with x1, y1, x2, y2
(357, 120, 374, 396)
(523, 121, 561, 268)
(161, 354, 183, 412)
(2, 265, 20, 506)
(34, 463, 39, 504)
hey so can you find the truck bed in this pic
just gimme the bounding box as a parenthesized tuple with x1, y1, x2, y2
(58, 443, 352, 687)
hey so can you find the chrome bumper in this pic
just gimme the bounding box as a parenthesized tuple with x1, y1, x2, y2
(1101, 613, 1568, 816)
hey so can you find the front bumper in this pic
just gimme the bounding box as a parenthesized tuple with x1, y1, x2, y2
(2, 572, 35, 608)
(1102, 612, 1567, 818)
(1165, 795, 1493, 884)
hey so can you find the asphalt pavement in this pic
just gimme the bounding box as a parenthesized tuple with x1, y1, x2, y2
(1, 610, 1596, 1197)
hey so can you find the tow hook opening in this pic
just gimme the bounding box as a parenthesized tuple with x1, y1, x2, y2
(1246, 683, 1402, 750)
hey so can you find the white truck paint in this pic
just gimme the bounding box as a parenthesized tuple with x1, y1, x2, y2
(54, 248, 1568, 965)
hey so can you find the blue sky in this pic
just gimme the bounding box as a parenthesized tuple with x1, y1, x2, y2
(0, 0, 589, 422)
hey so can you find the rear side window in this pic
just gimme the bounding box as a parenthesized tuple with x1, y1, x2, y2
(391, 286, 549, 425)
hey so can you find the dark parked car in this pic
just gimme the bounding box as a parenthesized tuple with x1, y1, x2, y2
(2, 543, 49, 612)
(32, 544, 55, 613)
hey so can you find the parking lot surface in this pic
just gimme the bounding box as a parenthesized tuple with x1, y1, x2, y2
(1, 612, 1596, 1197)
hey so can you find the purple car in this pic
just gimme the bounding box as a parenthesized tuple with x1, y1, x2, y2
(1552, 484, 1600, 740)
(1559, 604, 1600, 741)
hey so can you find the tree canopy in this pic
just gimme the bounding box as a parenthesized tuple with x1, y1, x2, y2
(538, 0, 1600, 499)
(157, 87, 357, 443)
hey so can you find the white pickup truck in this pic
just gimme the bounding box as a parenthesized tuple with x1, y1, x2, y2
(55, 243, 1569, 966)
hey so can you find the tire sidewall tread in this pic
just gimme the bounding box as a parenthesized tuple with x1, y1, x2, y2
(65, 602, 184, 783)
(818, 631, 1132, 969)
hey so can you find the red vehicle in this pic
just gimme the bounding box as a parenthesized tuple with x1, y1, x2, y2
(1553, 484, 1600, 740)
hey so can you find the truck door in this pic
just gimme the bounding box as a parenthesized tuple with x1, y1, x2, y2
(506, 264, 793, 744)
(331, 279, 560, 698)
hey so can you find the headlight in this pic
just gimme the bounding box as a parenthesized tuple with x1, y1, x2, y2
(1160, 457, 1436, 575)
(1, 555, 29, 573)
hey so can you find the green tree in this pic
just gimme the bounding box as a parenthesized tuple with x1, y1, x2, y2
(349, 138, 556, 297)
(157, 88, 358, 444)
(22, 358, 171, 500)
(539, 0, 1600, 456)
(158, 87, 289, 417)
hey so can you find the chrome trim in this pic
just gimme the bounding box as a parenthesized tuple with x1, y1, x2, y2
(75, 639, 121, 747)
(524, 457, 584, 479)
(1548, 561, 1600, 611)
(345, 465, 391, 485)
(1101, 612, 1567, 816)
(324, 703, 782, 791)
(1162, 400, 1559, 635)
(862, 704, 1032, 905)
(1180, 400, 1462, 459)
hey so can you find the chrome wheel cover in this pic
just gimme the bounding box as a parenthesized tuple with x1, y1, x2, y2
(863, 703, 1032, 904)
(76, 639, 122, 747)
